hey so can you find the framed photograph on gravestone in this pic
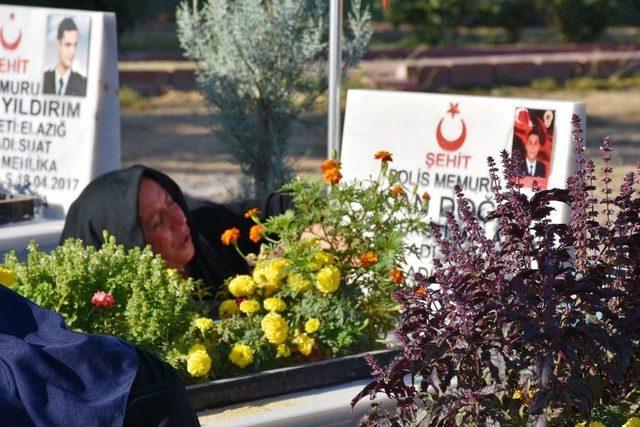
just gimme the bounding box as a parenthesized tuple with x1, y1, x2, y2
(511, 107, 556, 189)
(42, 15, 91, 97)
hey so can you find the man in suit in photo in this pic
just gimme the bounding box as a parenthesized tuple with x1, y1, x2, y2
(43, 18, 87, 97)
(520, 128, 547, 178)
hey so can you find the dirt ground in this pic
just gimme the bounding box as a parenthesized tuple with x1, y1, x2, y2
(121, 86, 640, 203)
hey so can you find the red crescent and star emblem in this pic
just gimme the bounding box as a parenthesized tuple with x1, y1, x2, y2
(436, 102, 467, 152)
(0, 13, 22, 51)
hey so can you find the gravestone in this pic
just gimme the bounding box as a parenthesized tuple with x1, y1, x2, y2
(0, 5, 120, 258)
(341, 89, 586, 277)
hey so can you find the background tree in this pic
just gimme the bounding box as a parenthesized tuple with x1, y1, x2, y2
(548, 0, 619, 42)
(386, 0, 476, 46)
(479, 0, 537, 43)
(20, 0, 150, 38)
(177, 0, 371, 198)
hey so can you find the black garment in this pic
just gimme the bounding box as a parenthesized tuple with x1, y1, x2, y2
(520, 159, 546, 178)
(60, 165, 294, 293)
(124, 347, 200, 427)
(42, 70, 87, 96)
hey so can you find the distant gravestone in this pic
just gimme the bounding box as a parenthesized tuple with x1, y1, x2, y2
(0, 5, 119, 255)
(341, 89, 586, 277)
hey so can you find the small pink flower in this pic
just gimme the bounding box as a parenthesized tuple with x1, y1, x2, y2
(91, 291, 115, 308)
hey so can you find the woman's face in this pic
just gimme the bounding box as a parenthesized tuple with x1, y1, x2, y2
(138, 178, 195, 269)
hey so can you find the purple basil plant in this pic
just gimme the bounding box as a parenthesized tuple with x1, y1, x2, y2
(354, 116, 640, 426)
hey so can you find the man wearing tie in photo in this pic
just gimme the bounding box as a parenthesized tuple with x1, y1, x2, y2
(42, 18, 87, 97)
(520, 128, 547, 178)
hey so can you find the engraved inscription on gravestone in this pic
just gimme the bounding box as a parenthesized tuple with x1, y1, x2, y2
(0, 5, 119, 255)
(0, 5, 120, 223)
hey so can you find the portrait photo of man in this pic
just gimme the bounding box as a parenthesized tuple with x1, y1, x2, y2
(43, 17, 88, 97)
(511, 107, 555, 188)
(521, 127, 546, 178)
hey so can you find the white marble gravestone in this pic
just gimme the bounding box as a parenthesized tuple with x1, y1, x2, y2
(341, 89, 586, 277)
(0, 5, 120, 257)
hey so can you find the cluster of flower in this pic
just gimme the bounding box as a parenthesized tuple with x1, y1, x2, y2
(183, 240, 337, 378)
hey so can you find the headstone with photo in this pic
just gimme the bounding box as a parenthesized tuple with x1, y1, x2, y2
(0, 4, 120, 258)
(340, 89, 586, 277)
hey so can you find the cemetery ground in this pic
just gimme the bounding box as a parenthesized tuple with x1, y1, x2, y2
(120, 79, 640, 203)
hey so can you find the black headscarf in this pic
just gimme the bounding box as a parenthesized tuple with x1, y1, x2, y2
(60, 165, 293, 294)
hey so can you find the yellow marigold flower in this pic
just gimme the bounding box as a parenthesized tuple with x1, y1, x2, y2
(390, 268, 405, 284)
(623, 418, 640, 427)
(512, 390, 522, 399)
(220, 228, 240, 246)
(321, 159, 340, 172)
(287, 273, 311, 292)
(244, 207, 261, 218)
(249, 224, 264, 243)
(263, 297, 287, 312)
(296, 333, 315, 356)
(218, 299, 239, 317)
(229, 344, 254, 368)
(276, 343, 291, 358)
(316, 265, 341, 294)
(260, 259, 290, 293)
(0, 267, 16, 287)
(422, 191, 431, 201)
(389, 185, 405, 197)
(374, 150, 393, 162)
(253, 263, 268, 286)
(187, 344, 212, 377)
(260, 312, 289, 344)
(304, 318, 320, 334)
(308, 251, 333, 271)
(228, 275, 255, 297)
(194, 317, 214, 334)
(239, 299, 261, 315)
(360, 252, 378, 267)
(188, 343, 207, 355)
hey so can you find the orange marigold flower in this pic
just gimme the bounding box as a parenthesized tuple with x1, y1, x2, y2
(414, 286, 428, 298)
(321, 159, 340, 172)
(360, 251, 378, 267)
(389, 185, 405, 197)
(323, 168, 342, 185)
(422, 191, 431, 201)
(249, 224, 264, 243)
(244, 208, 261, 219)
(374, 150, 393, 162)
(221, 228, 240, 246)
(390, 268, 405, 284)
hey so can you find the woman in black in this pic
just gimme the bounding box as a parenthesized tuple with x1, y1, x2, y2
(60, 165, 293, 292)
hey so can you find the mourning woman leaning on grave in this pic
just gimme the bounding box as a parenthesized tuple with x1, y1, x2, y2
(59, 165, 293, 294)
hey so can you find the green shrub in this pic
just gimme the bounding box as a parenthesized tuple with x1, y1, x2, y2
(176, 0, 372, 198)
(549, 0, 618, 42)
(2, 234, 202, 362)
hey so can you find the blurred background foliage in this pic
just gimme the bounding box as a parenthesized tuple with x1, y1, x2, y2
(19, 0, 640, 51)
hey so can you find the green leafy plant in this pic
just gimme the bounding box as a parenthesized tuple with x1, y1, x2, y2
(2, 234, 202, 362)
(176, 0, 372, 197)
(178, 151, 430, 380)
